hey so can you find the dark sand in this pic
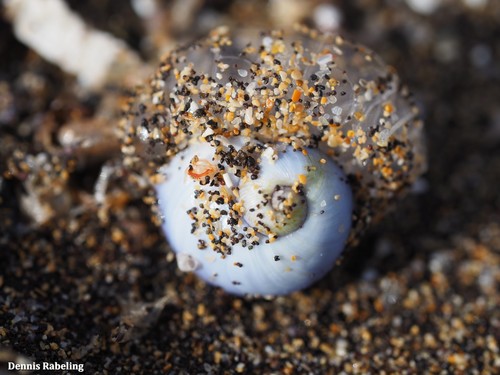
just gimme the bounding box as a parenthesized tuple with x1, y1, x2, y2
(1, 1, 499, 373)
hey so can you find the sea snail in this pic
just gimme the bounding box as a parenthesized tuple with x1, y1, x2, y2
(122, 26, 426, 295)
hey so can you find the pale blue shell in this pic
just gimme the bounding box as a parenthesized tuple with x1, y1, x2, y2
(156, 138, 353, 295)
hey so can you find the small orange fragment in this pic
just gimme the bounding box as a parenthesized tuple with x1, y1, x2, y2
(187, 156, 215, 180)
(292, 89, 302, 102)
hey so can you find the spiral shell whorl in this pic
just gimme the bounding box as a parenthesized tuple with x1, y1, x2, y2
(156, 137, 353, 295)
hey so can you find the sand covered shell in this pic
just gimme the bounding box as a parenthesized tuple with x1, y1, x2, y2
(122, 26, 426, 295)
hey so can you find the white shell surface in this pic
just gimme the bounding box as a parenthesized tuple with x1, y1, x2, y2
(156, 137, 353, 295)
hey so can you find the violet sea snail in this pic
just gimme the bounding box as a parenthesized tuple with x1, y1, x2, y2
(122, 26, 426, 296)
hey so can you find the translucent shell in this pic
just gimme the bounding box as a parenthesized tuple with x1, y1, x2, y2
(123, 26, 426, 295)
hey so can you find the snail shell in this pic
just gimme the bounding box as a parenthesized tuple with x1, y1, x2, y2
(122, 26, 426, 295)
(156, 137, 353, 295)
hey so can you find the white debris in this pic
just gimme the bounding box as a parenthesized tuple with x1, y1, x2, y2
(137, 126, 150, 141)
(222, 173, 234, 189)
(405, 0, 442, 14)
(151, 127, 161, 140)
(244, 107, 253, 125)
(313, 3, 342, 32)
(130, 0, 158, 18)
(188, 101, 200, 113)
(176, 253, 200, 272)
(202, 127, 214, 138)
(335, 338, 349, 357)
(262, 36, 273, 50)
(262, 146, 278, 163)
(246, 81, 257, 96)
(332, 106, 343, 116)
(4, 0, 142, 89)
(317, 53, 333, 67)
(94, 165, 115, 204)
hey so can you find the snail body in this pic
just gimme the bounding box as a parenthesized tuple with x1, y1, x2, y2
(123, 26, 426, 295)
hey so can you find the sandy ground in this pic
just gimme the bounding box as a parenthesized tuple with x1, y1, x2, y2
(0, 0, 499, 373)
